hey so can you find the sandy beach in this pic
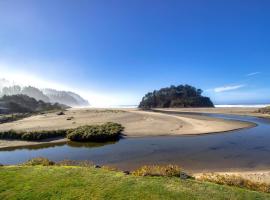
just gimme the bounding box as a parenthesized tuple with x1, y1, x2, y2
(155, 107, 270, 118)
(0, 107, 256, 149)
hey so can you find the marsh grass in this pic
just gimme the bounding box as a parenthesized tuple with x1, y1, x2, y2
(66, 122, 124, 142)
(22, 157, 55, 166)
(132, 164, 182, 177)
(0, 129, 67, 140)
(56, 160, 94, 167)
(0, 122, 124, 142)
(198, 173, 270, 193)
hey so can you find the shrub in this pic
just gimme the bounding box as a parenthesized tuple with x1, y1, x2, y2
(67, 122, 124, 142)
(56, 160, 94, 167)
(0, 129, 67, 141)
(22, 157, 55, 166)
(197, 173, 270, 193)
(132, 165, 182, 177)
(21, 130, 66, 140)
(0, 122, 124, 142)
(0, 129, 22, 139)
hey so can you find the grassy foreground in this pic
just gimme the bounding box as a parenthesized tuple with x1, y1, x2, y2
(0, 166, 270, 200)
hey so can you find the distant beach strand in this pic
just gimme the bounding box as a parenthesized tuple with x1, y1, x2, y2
(215, 104, 270, 108)
(87, 104, 270, 109)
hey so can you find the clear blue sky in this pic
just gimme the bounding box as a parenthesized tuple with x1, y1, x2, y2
(0, 0, 270, 106)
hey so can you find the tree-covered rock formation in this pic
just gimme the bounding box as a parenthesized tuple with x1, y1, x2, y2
(139, 84, 214, 109)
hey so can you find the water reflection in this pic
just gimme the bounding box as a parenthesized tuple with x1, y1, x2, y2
(0, 140, 117, 151)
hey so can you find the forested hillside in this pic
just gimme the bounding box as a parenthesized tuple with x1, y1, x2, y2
(0, 95, 68, 114)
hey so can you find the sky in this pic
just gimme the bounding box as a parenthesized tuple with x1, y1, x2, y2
(0, 0, 270, 106)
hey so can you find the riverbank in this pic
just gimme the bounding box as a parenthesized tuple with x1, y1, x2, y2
(0, 108, 255, 149)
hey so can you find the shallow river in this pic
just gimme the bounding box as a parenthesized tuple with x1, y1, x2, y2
(1, 113, 270, 172)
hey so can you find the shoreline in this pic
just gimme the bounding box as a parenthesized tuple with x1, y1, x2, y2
(0, 108, 257, 149)
(154, 107, 270, 119)
(0, 138, 68, 150)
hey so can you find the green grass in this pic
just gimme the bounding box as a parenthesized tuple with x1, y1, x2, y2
(0, 166, 270, 200)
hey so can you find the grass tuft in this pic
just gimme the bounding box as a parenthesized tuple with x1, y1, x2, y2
(197, 173, 270, 193)
(22, 157, 55, 166)
(0, 129, 67, 140)
(56, 160, 94, 167)
(132, 164, 183, 177)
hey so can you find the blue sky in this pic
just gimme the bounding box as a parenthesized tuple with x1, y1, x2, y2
(0, 0, 270, 106)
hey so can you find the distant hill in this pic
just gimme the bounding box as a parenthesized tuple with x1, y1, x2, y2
(0, 95, 68, 114)
(139, 84, 214, 109)
(42, 89, 89, 107)
(0, 85, 90, 107)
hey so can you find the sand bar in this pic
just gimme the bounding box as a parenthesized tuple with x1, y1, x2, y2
(0, 108, 256, 149)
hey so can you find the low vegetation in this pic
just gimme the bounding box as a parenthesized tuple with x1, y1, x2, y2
(0, 113, 30, 124)
(132, 164, 182, 177)
(139, 84, 214, 109)
(22, 157, 55, 166)
(66, 122, 124, 142)
(0, 129, 67, 141)
(0, 161, 269, 199)
(197, 173, 270, 193)
(258, 106, 270, 114)
(0, 122, 124, 142)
